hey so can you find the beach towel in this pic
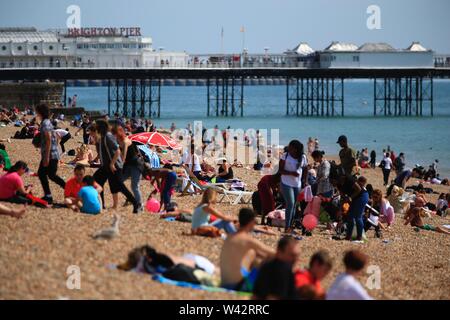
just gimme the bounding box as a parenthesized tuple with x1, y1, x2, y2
(109, 264, 250, 297)
(152, 274, 251, 296)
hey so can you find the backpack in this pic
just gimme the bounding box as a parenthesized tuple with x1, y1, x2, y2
(31, 132, 41, 148)
(379, 160, 386, 169)
(329, 160, 345, 181)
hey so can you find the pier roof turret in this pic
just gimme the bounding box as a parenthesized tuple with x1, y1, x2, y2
(292, 42, 314, 55)
(358, 42, 395, 52)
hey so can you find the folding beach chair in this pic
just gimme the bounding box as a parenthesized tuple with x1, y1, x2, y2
(216, 188, 254, 205)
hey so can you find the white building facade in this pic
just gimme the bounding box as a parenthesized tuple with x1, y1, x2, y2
(0, 27, 188, 68)
(319, 42, 434, 69)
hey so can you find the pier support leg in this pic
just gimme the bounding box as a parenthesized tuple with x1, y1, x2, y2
(207, 78, 210, 117)
(63, 79, 67, 107)
(107, 79, 111, 116)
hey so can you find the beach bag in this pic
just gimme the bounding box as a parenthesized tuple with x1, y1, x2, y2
(267, 209, 285, 227)
(304, 196, 322, 218)
(298, 185, 314, 202)
(350, 226, 368, 243)
(25, 193, 49, 208)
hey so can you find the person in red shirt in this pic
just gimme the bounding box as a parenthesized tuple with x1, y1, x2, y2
(295, 250, 333, 299)
(257, 173, 281, 225)
(64, 164, 102, 211)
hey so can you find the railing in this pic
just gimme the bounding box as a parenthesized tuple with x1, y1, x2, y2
(0, 53, 317, 69)
(434, 54, 450, 68)
(1, 56, 448, 69)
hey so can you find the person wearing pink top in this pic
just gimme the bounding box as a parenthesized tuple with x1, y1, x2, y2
(0, 161, 32, 204)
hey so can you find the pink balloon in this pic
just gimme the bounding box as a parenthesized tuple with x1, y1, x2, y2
(303, 214, 318, 231)
(145, 198, 160, 213)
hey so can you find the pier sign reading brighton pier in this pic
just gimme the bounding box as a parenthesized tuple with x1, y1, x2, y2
(66, 27, 142, 37)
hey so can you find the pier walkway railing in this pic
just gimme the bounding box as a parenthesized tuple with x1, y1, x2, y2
(1, 66, 449, 119)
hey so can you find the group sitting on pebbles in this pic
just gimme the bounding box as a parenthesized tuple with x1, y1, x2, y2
(0, 103, 449, 300)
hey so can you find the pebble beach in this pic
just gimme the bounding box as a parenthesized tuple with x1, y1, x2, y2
(0, 123, 449, 300)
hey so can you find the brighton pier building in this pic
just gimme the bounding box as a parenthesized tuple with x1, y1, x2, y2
(0, 27, 188, 68)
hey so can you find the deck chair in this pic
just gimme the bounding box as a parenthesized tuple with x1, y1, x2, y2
(216, 188, 254, 205)
(180, 168, 231, 195)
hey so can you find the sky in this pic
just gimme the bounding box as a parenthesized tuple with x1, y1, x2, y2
(1, 0, 449, 54)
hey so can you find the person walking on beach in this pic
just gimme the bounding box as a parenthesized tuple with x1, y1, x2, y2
(337, 135, 357, 177)
(369, 150, 376, 168)
(92, 120, 140, 213)
(380, 152, 393, 186)
(394, 152, 406, 176)
(36, 104, 66, 204)
(112, 125, 143, 212)
(279, 140, 308, 233)
(75, 115, 92, 145)
(72, 94, 77, 108)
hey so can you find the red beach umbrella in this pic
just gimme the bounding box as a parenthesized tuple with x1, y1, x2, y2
(128, 131, 182, 150)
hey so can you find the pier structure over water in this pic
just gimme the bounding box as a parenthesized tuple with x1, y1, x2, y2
(1, 67, 449, 118)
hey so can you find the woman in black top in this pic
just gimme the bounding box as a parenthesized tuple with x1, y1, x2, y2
(216, 159, 233, 182)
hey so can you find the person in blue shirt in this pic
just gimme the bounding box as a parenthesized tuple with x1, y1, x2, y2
(77, 175, 102, 215)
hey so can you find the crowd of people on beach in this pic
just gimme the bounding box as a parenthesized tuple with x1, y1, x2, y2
(0, 103, 449, 300)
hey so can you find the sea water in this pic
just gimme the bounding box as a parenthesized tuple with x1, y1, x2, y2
(67, 79, 450, 177)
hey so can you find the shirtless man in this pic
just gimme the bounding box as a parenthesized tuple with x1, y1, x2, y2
(220, 208, 275, 291)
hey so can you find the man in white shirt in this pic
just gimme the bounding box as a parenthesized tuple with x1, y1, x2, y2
(54, 128, 71, 154)
(381, 152, 393, 186)
(326, 250, 373, 300)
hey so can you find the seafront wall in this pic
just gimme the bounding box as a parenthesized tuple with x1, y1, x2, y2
(0, 82, 63, 109)
(66, 77, 288, 87)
